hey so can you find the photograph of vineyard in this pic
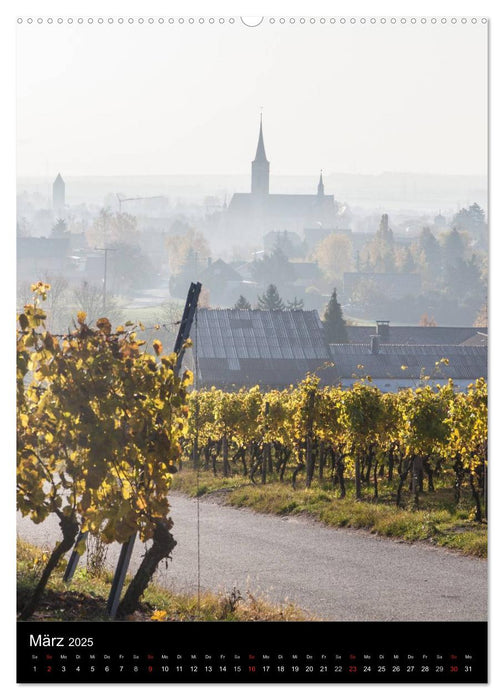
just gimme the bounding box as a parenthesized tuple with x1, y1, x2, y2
(16, 18, 487, 625)
(16, 281, 487, 622)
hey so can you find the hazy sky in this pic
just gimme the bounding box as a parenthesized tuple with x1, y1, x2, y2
(16, 18, 487, 177)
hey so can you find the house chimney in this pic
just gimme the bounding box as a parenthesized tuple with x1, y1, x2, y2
(376, 320, 390, 341)
(371, 335, 380, 355)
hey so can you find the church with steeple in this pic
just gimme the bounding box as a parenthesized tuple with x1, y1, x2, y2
(227, 117, 337, 239)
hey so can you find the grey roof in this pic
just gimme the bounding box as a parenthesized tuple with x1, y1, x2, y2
(192, 310, 487, 388)
(328, 344, 487, 381)
(460, 332, 488, 347)
(346, 325, 488, 345)
(199, 258, 243, 284)
(195, 309, 330, 388)
(17, 236, 70, 259)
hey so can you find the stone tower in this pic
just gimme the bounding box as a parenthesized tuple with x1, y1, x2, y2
(52, 173, 65, 211)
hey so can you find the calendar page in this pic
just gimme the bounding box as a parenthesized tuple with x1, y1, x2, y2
(15, 12, 488, 684)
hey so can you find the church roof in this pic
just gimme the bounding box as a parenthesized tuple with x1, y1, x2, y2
(267, 193, 333, 215)
(229, 192, 334, 217)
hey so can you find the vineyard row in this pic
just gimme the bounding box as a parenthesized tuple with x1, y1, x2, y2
(185, 377, 487, 520)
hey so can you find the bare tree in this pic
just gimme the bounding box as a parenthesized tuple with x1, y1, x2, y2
(71, 281, 118, 325)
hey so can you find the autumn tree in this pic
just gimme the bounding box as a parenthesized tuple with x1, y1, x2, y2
(474, 303, 488, 327)
(165, 228, 211, 275)
(85, 210, 154, 293)
(71, 280, 118, 325)
(395, 245, 416, 274)
(312, 233, 353, 282)
(86, 209, 139, 248)
(419, 313, 437, 327)
(365, 214, 396, 273)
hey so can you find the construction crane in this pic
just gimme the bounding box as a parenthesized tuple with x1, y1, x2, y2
(116, 193, 165, 213)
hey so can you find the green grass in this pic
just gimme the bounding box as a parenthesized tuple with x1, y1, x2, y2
(16, 538, 311, 622)
(172, 468, 487, 558)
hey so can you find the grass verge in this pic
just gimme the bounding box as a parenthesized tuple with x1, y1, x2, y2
(17, 538, 312, 622)
(172, 469, 487, 558)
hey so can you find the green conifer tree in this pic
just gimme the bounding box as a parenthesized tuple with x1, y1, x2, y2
(286, 297, 304, 311)
(257, 284, 285, 311)
(234, 295, 252, 310)
(323, 288, 348, 343)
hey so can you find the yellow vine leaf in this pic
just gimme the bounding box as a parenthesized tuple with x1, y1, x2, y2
(151, 609, 168, 622)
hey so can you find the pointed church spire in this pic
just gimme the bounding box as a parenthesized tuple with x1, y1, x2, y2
(254, 114, 268, 162)
(251, 114, 270, 196)
(317, 170, 325, 197)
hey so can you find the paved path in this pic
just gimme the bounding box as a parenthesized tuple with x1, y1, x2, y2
(17, 493, 487, 621)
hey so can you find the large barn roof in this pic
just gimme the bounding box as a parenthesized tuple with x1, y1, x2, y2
(194, 308, 330, 388)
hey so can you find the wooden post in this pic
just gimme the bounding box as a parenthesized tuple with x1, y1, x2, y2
(412, 455, 420, 507)
(222, 434, 229, 476)
(305, 435, 313, 488)
(261, 402, 270, 485)
(354, 456, 362, 500)
(305, 391, 316, 488)
(63, 531, 88, 582)
(106, 533, 136, 618)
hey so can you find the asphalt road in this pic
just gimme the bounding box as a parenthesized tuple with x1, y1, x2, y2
(17, 493, 487, 621)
